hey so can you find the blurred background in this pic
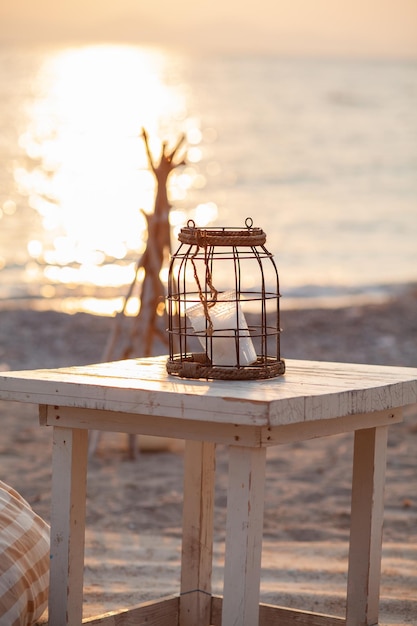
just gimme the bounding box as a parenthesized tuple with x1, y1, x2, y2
(0, 0, 416, 315)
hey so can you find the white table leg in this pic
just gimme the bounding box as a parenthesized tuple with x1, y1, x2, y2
(180, 440, 216, 626)
(49, 426, 88, 626)
(346, 426, 388, 626)
(222, 445, 266, 626)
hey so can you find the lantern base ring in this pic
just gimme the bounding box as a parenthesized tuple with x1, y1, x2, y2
(166, 354, 285, 380)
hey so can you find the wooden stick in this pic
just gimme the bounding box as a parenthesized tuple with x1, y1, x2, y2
(89, 129, 187, 458)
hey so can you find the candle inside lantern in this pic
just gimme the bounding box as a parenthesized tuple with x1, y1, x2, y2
(186, 291, 257, 367)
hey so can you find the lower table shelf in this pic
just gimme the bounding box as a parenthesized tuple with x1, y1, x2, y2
(82, 594, 347, 626)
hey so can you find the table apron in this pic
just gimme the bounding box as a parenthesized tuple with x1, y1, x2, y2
(39, 405, 402, 447)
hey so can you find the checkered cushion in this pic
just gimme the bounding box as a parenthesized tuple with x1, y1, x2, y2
(0, 481, 49, 625)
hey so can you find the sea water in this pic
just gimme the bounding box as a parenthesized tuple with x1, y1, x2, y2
(0, 44, 416, 313)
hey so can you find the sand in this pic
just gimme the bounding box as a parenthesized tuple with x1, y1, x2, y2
(0, 285, 416, 624)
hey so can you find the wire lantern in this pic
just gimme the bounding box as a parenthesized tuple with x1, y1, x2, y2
(166, 217, 285, 380)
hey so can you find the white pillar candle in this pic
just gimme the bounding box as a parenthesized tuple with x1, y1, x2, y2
(186, 291, 257, 367)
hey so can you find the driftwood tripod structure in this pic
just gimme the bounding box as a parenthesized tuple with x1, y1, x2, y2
(89, 128, 187, 458)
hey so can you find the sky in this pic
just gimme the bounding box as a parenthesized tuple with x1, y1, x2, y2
(1, 0, 416, 58)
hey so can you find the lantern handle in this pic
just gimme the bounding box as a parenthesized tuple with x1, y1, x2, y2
(245, 217, 254, 229)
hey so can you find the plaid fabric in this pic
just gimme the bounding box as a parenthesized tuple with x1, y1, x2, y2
(0, 481, 49, 625)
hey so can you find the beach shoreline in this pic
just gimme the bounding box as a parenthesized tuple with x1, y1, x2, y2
(0, 287, 416, 623)
(1, 282, 416, 372)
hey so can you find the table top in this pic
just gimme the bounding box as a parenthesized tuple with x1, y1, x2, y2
(0, 357, 416, 427)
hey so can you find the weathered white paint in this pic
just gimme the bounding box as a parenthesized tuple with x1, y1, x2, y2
(0, 358, 416, 427)
(49, 426, 88, 625)
(0, 357, 415, 625)
(346, 426, 388, 626)
(222, 446, 267, 626)
(180, 440, 216, 626)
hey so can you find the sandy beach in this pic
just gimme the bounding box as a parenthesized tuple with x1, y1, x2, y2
(0, 286, 416, 624)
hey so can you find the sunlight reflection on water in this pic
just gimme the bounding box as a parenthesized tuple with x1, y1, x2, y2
(14, 44, 216, 313)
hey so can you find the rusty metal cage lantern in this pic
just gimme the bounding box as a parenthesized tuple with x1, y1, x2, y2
(166, 218, 285, 380)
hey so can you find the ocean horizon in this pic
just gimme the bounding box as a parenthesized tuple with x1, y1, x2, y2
(0, 43, 416, 315)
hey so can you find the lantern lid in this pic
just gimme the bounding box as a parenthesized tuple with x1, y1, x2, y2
(178, 217, 266, 247)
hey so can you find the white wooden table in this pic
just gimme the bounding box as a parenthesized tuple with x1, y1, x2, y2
(1, 357, 416, 626)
